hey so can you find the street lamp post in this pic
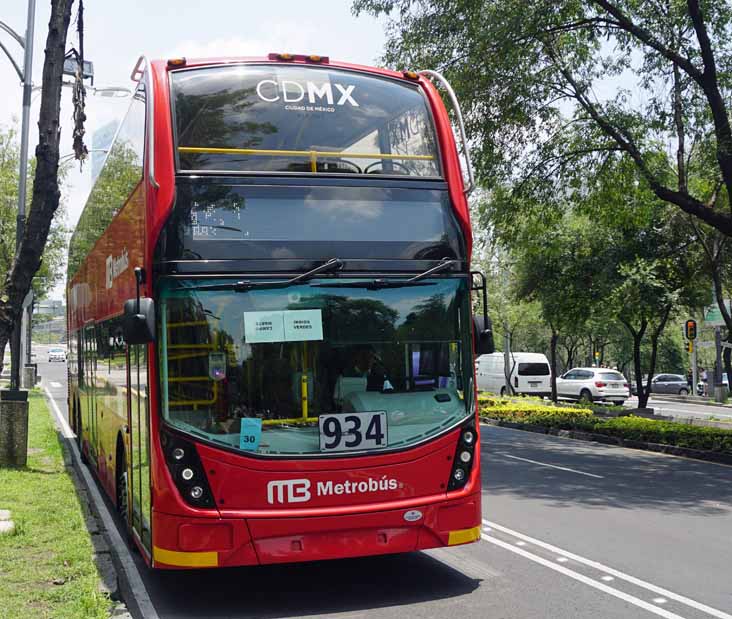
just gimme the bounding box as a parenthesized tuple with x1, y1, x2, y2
(1, 1, 36, 392)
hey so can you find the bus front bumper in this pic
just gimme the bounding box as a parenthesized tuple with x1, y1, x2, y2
(150, 492, 481, 569)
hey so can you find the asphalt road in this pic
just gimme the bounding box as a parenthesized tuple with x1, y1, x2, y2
(38, 352, 732, 619)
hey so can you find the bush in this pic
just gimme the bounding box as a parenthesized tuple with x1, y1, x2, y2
(598, 417, 732, 453)
(480, 399, 595, 430)
(479, 399, 732, 454)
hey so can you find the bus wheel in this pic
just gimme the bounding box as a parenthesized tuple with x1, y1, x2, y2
(116, 440, 129, 529)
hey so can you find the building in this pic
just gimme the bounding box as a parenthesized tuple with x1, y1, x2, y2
(91, 120, 119, 181)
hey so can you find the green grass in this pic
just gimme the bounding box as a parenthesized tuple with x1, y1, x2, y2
(0, 392, 111, 619)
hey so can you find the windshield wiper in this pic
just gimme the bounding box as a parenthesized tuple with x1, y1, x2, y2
(183, 258, 344, 292)
(312, 258, 461, 290)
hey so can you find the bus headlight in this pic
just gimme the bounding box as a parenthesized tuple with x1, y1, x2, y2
(161, 429, 216, 508)
(447, 422, 476, 490)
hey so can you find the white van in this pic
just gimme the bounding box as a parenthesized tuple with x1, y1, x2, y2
(475, 352, 552, 397)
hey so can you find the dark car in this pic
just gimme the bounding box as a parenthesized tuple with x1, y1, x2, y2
(632, 373, 689, 396)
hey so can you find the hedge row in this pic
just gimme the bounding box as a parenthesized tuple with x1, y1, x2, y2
(480, 400, 732, 454)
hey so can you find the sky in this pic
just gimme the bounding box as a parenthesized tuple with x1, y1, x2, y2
(0, 0, 389, 299)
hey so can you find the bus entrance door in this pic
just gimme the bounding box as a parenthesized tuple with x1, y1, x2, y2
(127, 344, 152, 553)
(83, 325, 98, 466)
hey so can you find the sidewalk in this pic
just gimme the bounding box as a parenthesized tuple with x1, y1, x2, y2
(0, 390, 113, 619)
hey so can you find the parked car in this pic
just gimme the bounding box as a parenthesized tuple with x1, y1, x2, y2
(556, 367, 629, 404)
(48, 347, 66, 362)
(475, 352, 551, 397)
(697, 373, 729, 395)
(631, 373, 690, 396)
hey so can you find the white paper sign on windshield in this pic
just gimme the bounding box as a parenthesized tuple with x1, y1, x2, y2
(243, 311, 286, 343)
(243, 309, 323, 343)
(283, 309, 323, 342)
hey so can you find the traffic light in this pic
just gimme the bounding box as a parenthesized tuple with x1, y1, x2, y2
(687, 340, 694, 353)
(685, 319, 697, 340)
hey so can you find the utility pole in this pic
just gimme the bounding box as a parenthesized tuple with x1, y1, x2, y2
(714, 326, 724, 402)
(691, 341, 698, 398)
(3, 0, 36, 392)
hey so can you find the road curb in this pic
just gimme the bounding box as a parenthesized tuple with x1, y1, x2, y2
(482, 418, 732, 466)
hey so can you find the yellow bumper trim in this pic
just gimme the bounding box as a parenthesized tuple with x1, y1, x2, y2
(153, 546, 218, 568)
(448, 525, 482, 546)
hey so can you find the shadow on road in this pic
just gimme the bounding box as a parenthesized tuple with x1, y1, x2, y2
(145, 551, 480, 618)
(482, 426, 732, 516)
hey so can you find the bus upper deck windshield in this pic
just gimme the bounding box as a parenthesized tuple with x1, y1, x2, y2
(170, 64, 441, 177)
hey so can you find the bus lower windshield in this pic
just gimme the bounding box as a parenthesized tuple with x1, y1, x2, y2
(158, 277, 473, 456)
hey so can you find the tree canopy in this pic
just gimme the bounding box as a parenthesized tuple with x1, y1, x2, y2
(354, 0, 732, 236)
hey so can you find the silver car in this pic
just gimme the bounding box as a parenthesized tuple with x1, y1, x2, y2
(48, 347, 67, 362)
(648, 374, 690, 395)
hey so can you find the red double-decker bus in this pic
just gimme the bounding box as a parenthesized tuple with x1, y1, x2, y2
(67, 53, 493, 569)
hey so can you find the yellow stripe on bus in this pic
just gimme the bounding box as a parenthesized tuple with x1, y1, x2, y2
(447, 525, 481, 546)
(153, 546, 218, 568)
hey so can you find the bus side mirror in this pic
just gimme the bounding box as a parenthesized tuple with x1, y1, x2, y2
(123, 298, 155, 344)
(473, 315, 494, 356)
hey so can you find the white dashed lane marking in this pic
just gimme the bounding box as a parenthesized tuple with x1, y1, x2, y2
(483, 519, 732, 619)
(498, 453, 605, 478)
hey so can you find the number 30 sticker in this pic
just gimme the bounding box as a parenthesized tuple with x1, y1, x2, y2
(240, 418, 262, 451)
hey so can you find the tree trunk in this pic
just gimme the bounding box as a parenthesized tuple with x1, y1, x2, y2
(550, 329, 559, 403)
(0, 0, 75, 368)
(639, 306, 671, 408)
(633, 333, 649, 408)
(618, 317, 648, 407)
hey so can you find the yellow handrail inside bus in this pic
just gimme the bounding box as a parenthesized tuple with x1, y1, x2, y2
(178, 146, 434, 162)
(262, 416, 318, 426)
(166, 319, 219, 407)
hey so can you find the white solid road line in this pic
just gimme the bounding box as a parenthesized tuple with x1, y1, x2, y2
(43, 387, 160, 619)
(49, 381, 62, 388)
(481, 533, 688, 619)
(484, 519, 732, 619)
(499, 453, 605, 478)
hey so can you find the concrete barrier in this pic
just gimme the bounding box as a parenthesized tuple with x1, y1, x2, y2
(0, 390, 29, 467)
(22, 365, 36, 389)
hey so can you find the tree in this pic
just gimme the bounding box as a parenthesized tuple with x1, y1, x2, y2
(0, 126, 69, 300)
(488, 147, 706, 406)
(511, 215, 601, 401)
(354, 0, 732, 237)
(0, 0, 76, 375)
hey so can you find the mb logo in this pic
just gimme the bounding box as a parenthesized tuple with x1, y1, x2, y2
(267, 479, 311, 504)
